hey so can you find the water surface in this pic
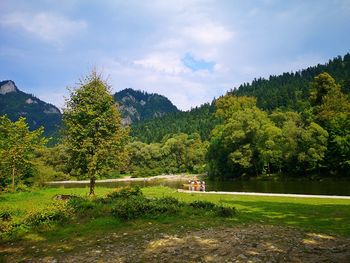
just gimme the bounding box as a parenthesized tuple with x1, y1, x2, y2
(50, 178, 350, 196)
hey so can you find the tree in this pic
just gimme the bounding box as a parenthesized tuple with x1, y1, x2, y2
(63, 72, 129, 195)
(0, 116, 46, 190)
(309, 72, 350, 176)
(208, 95, 277, 178)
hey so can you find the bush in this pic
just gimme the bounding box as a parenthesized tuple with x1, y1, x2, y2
(25, 202, 71, 227)
(0, 210, 12, 221)
(111, 196, 151, 220)
(111, 196, 183, 220)
(67, 196, 95, 212)
(214, 205, 236, 217)
(189, 200, 216, 210)
(149, 197, 182, 215)
(107, 186, 142, 199)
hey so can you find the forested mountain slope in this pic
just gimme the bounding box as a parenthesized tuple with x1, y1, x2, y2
(132, 54, 350, 143)
(114, 88, 179, 125)
(0, 80, 61, 137)
(231, 54, 350, 110)
(131, 102, 219, 143)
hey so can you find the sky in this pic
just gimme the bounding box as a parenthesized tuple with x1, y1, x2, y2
(0, 0, 350, 111)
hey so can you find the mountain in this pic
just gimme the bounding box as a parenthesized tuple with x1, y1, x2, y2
(0, 80, 62, 137)
(230, 54, 350, 110)
(132, 53, 350, 143)
(0, 82, 179, 138)
(114, 88, 179, 125)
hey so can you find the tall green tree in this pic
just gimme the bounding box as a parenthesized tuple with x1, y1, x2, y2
(0, 116, 46, 190)
(309, 72, 350, 176)
(63, 72, 129, 195)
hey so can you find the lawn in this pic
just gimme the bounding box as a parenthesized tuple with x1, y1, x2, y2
(1, 186, 349, 237)
(1, 186, 350, 261)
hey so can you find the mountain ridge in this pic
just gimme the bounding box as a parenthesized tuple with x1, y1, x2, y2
(0, 80, 62, 137)
(114, 88, 179, 125)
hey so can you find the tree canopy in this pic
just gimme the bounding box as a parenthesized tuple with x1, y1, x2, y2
(63, 72, 129, 195)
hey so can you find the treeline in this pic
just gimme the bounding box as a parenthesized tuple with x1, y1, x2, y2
(231, 54, 350, 111)
(132, 54, 350, 143)
(208, 73, 350, 179)
(131, 102, 219, 143)
(127, 133, 208, 176)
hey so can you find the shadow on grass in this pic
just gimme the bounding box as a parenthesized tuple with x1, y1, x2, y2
(221, 200, 350, 236)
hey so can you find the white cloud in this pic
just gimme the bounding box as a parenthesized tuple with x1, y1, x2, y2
(182, 22, 234, 46)
(134, 53, 189, 75)
(2, 12, 87, 45)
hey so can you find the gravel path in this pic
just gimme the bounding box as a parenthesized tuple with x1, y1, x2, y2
(178, 189, 350, 199)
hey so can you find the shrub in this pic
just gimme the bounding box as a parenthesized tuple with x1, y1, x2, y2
(107, 186, 142, 199)
(25, 202, 71, 227)
(68, 196, 95, 212)
(214, 205, 236, 217)
(0, 210, 11, 221)
(189, 200, 216, 210)
(149, 197, 182, 215)
(111, 196, 151, 220)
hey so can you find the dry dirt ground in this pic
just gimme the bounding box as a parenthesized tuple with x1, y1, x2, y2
(1, 224, 350, 263)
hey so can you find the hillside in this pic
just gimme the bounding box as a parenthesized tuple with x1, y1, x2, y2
(131, 102, 219, 143)
(131, 53, 350, 143)
(114, 88, 179, 125)
(230, 54, 350, 110)
(0, 80, 61, 137)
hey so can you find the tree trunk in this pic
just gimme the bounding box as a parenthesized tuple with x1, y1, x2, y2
(89, 177, 96, 195)
(12, 164, 15, 191)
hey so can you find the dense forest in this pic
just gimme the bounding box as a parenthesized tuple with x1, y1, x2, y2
(1, 55, 350, 191)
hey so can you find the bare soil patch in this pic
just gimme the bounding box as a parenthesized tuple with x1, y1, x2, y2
(2, 224, 350, 262)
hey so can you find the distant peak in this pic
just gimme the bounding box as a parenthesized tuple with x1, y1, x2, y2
(0, 80, 17, 95)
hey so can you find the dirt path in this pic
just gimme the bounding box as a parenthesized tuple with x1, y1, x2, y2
(2, 225, 349, 262)
(178, 189, 350, 199)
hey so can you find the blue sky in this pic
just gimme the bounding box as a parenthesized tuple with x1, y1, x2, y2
(0, 0, 350, 110)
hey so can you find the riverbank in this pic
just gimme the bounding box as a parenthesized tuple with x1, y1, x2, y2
(46, 174, 199, 185)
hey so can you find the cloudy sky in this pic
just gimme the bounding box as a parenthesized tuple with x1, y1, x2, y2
(0, 0, 349, 110)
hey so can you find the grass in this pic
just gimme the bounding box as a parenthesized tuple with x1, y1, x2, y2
(1, 186, 349, 261)
(144, 187, 350, 235)
(1, 186, 349, 236)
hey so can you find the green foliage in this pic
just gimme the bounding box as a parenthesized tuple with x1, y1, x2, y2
(0, 115, 47, 190)
(309, 73, 350, 176)
(127, 133, 208, 176)
(0, 80, 62, 139)
(62, 71, 129, 194)
(189, 200, 216, 210)
(111, 196, 153, 220)
(131, 54, 350, 145)
(208, 94, 330, 178)
(24, 202, 71, 227)
(131, 102, 219, 143)
(106, 186, 142, 199)
(214, 205, 236, 217)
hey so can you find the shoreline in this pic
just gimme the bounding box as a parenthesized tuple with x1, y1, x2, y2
(46, 174, 199, 185)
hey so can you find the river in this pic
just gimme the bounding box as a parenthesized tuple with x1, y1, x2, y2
(49, 177, 350, 196)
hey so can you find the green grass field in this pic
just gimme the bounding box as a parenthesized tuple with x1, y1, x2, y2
(1, 186, 349, 237)
(1, 186, 349, 261)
